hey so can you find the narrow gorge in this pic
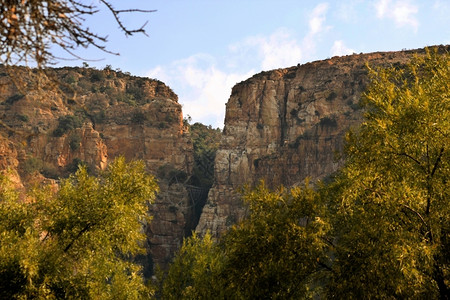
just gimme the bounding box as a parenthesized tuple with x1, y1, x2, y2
(0, 47, 436, 274)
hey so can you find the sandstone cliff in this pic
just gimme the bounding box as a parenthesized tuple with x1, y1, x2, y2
(196, 49, 429, 236)
(0, 66, 195, 274)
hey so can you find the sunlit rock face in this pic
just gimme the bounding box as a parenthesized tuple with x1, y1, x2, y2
(196, 49, 422, 237)
(0, 67, 194, 274)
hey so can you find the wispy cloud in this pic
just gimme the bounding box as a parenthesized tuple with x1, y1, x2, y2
(336, 0, 363, 22)
(229, 28, 303, 71)
(330, 40, 355, 57)
(374, 0, 419, 32)
(302, 3, 331, 58)
(309, 3, 330, 35)
(146, 54, 253, 128)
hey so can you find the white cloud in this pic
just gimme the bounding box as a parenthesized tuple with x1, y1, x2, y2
(336, 1, 363, 22)
(146, 55, 253, 128)
(330, 40, 355, 57)
(302, 3, 331, 58)
(309, 3, 330, 35)
(230, 28, 303, 71)
(374, 0, 419, 32)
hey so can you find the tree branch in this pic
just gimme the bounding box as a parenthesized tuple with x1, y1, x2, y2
(63, 222, 94, 253)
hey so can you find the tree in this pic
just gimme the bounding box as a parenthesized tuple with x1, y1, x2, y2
(161, 182, 330, 299)
(0, 157, 158, 299)
(219, 182, 330, 299)
(0, 0, 155, 68)
(326, 48, 450, 298)
(188, 122, 222, 188)
(160, 232, 226, 300)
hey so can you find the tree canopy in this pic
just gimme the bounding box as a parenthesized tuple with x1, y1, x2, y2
(0, 157, 158, 299)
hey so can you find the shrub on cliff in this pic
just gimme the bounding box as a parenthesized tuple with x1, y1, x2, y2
(188, 122, 222, 188)
(53, 114, 83, 137)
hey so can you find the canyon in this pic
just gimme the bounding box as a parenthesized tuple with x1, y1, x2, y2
(0, 47, 435, 274)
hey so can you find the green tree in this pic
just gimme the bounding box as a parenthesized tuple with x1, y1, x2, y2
(160, 232, 226, 300)
(326, 48, 450, 298)
(162, 182, 330, 299)
(188, 122, 222, 188)
(0, 157, 158, 299)
(219, 182, 330, 299)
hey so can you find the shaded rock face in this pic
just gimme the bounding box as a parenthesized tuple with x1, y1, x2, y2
(0, 67, 194, 273)
(196, 50, 420, 236)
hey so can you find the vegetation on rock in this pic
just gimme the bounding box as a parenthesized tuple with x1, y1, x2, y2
(188, 122, 222, 188)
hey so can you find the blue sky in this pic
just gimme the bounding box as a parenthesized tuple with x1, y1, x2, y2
(54, 1, 450, 128)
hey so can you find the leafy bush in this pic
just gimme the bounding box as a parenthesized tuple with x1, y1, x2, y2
(90, 70, 105, 82)
(189, 123, 222, 188)
(319, 116, 337, 127)
(326, 91, 338, 102)
(22, 157, 44, 174)
(0, 158, 158, 298)
(89, 111, 106, 124)
(157, 163, 187, 184)
(131, 111, 147, 124)
(53, 115, 83, 137)
(5, 94, 24, 105)
(69, 133, 82, 150)
(17, 114, 29, 122)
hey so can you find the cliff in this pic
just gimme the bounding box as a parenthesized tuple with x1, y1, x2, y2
(1, 47, 445, 274)
(196, 49, 432, 236)
(0, 66, 195, 274)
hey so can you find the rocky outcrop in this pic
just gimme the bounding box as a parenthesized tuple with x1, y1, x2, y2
(196, 49, 425, 236)
(0, 67, 194, 273)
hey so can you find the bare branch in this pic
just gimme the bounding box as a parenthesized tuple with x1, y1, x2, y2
(0, 0, 155, 68)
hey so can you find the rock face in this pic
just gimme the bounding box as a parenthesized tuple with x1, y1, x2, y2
(0, 67, 194, 274)
(196, 49, 422, 236)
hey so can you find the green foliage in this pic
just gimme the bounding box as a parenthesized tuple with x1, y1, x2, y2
(17, 114, 29, 122)
(53, 114, 83, 137)
(157, 163, 187, 184)
(326, 48, 450, 298)
(326, 91, 338, 102)
(90, 110, 106, 124)
(162, 183, 330, 299)
(161, 232, 226, 299)
(127, 85, 146, 103)
(131, 111, 147, 124)
(0, 157, 158, 299)
(117, 92, 137, 106)
(90, 70, 106, 82)
(188, 123, 222, 188)
(22, 156, 44, 174)
(219, 182, 330, 299)
(69, 133, 82, 150)
(318, 115, 337, 127)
